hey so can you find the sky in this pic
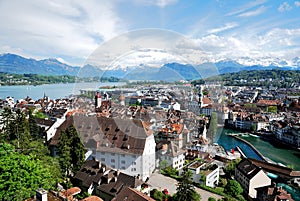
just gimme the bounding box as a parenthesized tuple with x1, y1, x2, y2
(0, 0, 300, 67)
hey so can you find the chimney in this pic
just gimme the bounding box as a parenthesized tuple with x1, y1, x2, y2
(36, 188, 47, 201)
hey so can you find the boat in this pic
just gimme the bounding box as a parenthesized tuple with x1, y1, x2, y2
(249, 133, 260, 138)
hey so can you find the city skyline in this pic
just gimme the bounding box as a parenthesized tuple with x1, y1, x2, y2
(0, 0, 300, 66)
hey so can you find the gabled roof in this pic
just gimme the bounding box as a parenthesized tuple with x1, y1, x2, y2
(75, 159, 143, 197)
(80, 196, 103, 201)
(61, 187, 81, 197)
(50, 114, 152, 155)
(74, 159, 108, 188)
(236, 158, 262, 179)
(112, 187, 155, 201)
(35, 118, 55, 127)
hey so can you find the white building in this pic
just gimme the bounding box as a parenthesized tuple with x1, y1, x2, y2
(235, 158, 271, 199)
(158, 141, 185, 170)
(184, 160, 219, 188)
(52, 114, 156, 181)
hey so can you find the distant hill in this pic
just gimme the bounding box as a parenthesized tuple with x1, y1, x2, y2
(0, 53, 80, 76)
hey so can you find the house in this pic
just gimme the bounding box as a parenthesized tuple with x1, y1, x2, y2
(111, 187, 155, 201)
(25, 188, 81, 201)
(184, 160, 219, 188)
(74, 159, 144, 201)
(157, 141, 185, 170)
(256, 183, 294, 201)
(235, 158, 271, 199)
(50, 114, 156, 180)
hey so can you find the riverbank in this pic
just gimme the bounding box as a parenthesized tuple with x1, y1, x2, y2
(230, 135, 268, 162)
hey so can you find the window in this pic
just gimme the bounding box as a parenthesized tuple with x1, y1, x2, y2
(101, 158, 105, 162)
(101, 152, 105, 155)
(121, 160, 126, 164)
(111, 153, 115, 156)
(132, 162, 136, 165)
(112, 165, 115, 168)
(111, 159, 115, 163)
(131, 168, 136, 172)
(122, 154, 125, 157)
(121, 166, 126, 170)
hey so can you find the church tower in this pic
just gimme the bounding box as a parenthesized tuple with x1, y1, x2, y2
(119, 91, 125, 106)
(95, 91, 102, 108)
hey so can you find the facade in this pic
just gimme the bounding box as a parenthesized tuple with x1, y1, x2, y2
(158, 141, 185, 170)
(271, 121, 300, 148)
(235, 158, 271, 199)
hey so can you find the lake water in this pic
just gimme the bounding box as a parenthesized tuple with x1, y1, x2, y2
(0, 82, 125, 100)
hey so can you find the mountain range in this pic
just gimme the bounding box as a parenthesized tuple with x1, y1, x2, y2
(0, 53, 299, 81)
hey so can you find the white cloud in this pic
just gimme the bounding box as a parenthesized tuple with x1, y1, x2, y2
(238, 6, 266, 17)
(0, 0, 126, 66)
(295, 1, 300, 7)
(226, 0, 267, 16)
(155, 0, 178, 8)
(207, 22, 238, 34)
(258, 28, 300, 47)
(131, 0, 177, 8)
(278, 2, 292, 12)
(182, 26, 300, 64)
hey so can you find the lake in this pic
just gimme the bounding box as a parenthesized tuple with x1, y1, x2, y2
(0, 82, 125, 100)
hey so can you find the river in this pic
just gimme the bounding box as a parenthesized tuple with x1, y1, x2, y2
(0, 82, 125, 100)
(215, 128, 300, 200)
(215, 128, 300, 170)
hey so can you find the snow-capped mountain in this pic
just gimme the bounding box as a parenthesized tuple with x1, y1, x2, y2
(0, 53, 299, 80)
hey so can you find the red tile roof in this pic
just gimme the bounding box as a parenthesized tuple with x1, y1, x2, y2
(80, 196, 103, 201)
(112, 187, 155, 201)
(62, 187, 81, 197)
(257, 99, 281, 106)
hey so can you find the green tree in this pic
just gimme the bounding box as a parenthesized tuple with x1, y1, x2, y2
(223, 158, 241, 178)
(175, 169, 201, 201)
(150, 189, 164, 201)
(251, 124, 257, 131)
(207, 112, 218, 139)
(58, 125, 86, 176)
(219, 177, 227, 188)
(268, 106, 277, 113)
(28, 110, 45, 140)
(224, 180, 243, 198)
(0, 142, 59, 201)
(208, 197, 216, 201)
(160, 159, 169, 170)
(0, 108, 13, 140)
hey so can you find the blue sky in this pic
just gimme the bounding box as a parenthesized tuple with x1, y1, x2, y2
(0, 0, 299, 66)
